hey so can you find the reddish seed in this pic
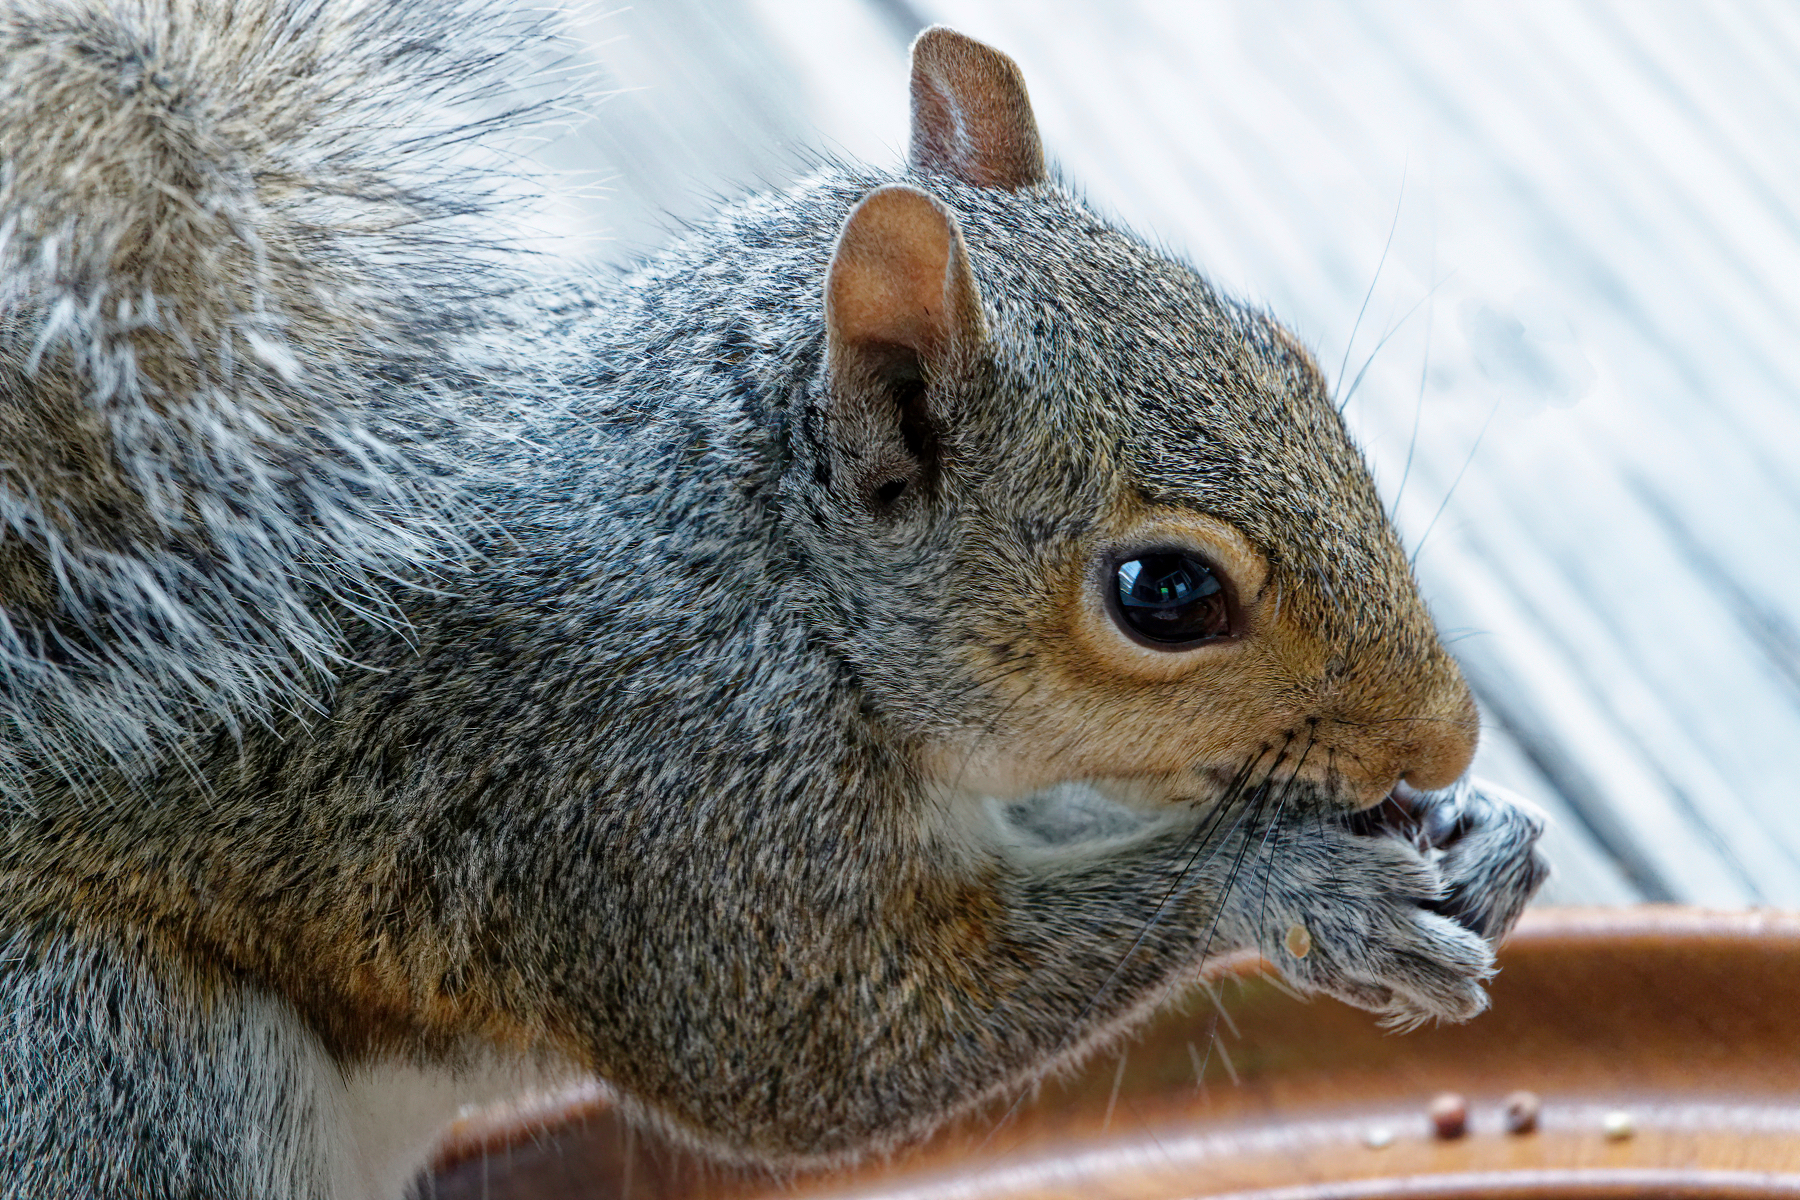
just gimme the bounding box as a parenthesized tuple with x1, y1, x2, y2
(1504, 1090, 1541, 1134)
(1429, 1092, 1468, 1139)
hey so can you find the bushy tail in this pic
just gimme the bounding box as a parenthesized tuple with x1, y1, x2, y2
(0, 0, 564, 798)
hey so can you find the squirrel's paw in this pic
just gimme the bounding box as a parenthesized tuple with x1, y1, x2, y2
(1223, 778, 1548, 1029)
(1400, 777, 1552, 943)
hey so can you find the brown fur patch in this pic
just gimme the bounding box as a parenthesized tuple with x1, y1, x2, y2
(0, 811, 575, 1067)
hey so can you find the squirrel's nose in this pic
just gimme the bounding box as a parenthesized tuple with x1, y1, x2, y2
(1396, 688, 1479, 794)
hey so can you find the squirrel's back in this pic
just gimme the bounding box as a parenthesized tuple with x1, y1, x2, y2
(0, 0, 557, 798)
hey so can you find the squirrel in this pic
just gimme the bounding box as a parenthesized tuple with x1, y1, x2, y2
(0, 1, 1549, 1197)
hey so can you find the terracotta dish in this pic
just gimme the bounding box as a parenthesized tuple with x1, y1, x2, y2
(428, 907, 1800, 1199)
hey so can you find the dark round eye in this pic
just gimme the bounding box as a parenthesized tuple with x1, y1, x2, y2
(1112, 552, 1231, 645)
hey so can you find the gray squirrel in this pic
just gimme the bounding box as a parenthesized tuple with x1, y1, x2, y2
(0, 1, 1548, 1196)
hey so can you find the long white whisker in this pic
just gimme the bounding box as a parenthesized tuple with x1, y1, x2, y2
(1336, 166, 1408, 399)
(1410, 395, 1501, 567)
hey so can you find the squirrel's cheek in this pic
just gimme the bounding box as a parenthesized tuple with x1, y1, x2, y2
(945, 641, 1315, 797)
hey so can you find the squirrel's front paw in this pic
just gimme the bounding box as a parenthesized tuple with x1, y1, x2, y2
(1396, 777, 1552, 942)
(1224, 778, 1548, 1029)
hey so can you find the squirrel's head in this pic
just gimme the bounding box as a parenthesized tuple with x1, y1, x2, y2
(792, 28, 1476, 819)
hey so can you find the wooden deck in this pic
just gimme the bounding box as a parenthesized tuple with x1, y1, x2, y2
(533, 1, 1800, 907)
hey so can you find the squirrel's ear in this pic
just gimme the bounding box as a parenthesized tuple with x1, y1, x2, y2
(908, 27, 1048, 190)
(823, 184, 986, 510)
(825, 183, 986, 379)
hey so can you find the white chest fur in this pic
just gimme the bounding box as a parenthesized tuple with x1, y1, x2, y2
(320, 1029, 581, 1199)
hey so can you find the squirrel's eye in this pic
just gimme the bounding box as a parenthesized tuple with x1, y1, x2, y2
(1112, 553, 1230, 645)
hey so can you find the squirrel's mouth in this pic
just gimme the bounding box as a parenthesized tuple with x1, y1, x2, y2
(1346, 780, 1466, 852)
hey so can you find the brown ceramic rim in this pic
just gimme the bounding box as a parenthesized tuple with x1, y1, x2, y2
(1198, 1170, 1800, 1199)
(429, 907, 1800, 1193)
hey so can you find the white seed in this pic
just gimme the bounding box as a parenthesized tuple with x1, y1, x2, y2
(1284, 922, 1312, 959)
(1602, 1110, 1634, 1140)
(1363, 1126, 1394, 1149)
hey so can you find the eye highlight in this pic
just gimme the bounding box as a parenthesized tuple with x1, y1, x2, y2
(1111, 552, 1231, 646)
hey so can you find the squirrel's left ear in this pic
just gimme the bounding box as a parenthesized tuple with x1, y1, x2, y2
(909, 27, 1048, 190)
(823, 184, 986, 512)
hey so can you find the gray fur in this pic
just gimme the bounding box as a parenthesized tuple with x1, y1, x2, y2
(0, 0, 550, 798)
(0, 926, 345, 1199)
(0, 1, 1549, 1195)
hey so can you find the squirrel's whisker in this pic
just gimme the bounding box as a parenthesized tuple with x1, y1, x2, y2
(1335, 168, 1407, 405)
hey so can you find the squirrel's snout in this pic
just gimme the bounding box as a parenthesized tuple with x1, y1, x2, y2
(1321, 671, 1480, 809)
(1384, 676, 1480, 798)
(1402, 671, 1481, 793)
(1401, 719, 1479, 793)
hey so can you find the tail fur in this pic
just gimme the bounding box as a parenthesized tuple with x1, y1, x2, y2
(0, 0, 560, 797)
